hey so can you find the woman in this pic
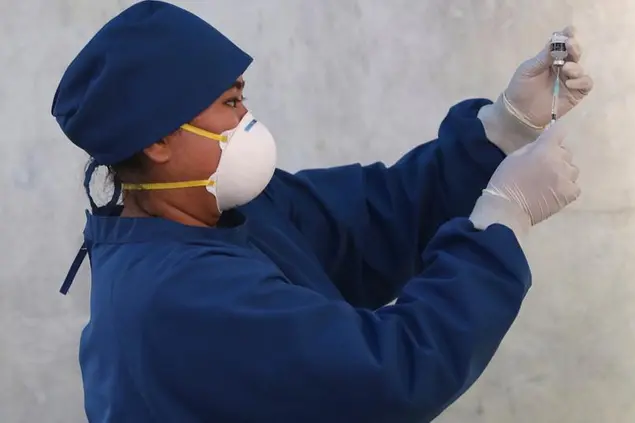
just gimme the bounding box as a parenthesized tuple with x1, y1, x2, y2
(52, 1, 592, 422)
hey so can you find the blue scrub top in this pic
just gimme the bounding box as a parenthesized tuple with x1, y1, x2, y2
(75, 99, 530, 423)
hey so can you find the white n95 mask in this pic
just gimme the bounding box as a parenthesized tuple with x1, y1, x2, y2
(207, 112, 277, 211)
(121, 111, 277, 212)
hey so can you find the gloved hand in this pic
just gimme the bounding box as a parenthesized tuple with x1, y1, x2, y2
(478, 26, 594, 155)
(469, 121, 580, 241)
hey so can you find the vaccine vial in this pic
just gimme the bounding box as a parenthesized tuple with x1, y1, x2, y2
(549, 32, 568, 66)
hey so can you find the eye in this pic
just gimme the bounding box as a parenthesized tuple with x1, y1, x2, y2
(224, 95, 247, 109)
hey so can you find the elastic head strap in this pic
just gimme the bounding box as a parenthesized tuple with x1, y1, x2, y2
(180, 123, 228, 142)
(121, 179, 214, 191)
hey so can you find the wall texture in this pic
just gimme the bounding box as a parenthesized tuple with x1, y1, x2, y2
(1, 1, 633, 422)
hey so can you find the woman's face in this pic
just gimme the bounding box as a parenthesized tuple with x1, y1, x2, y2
(133, 76, 248, 220)
(154, 76, 248, 183)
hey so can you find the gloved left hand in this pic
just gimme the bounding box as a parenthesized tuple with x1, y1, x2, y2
(478, 26, 594, 155)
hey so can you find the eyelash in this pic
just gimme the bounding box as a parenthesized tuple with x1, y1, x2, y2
(225, 96, 247, 108)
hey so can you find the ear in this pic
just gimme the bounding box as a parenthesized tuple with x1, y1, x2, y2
(143, 139, 171, 165)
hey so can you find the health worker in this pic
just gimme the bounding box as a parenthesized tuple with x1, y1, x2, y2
(51, 1, 593, 422)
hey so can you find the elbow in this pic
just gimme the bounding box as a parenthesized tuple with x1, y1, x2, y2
(357, 366, 466, 423)
(351, 325, 476, 422)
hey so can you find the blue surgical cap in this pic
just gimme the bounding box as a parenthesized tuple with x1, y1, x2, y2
(51, 0, 253, 165)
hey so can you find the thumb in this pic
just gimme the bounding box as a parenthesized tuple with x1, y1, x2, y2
(538, 120, 567, 145)
(561, 25, 576, 39)
(522, 41, 554, 77)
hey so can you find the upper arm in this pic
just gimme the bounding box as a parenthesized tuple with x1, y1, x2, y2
(265, 98, 506, 308)
(131, 220, 530, 423)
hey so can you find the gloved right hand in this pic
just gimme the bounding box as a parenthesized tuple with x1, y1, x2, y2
(469, 121, 580, 240)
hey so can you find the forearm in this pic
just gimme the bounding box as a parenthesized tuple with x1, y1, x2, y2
(404, 98, 507, 242)
(143, 219, 530, 423)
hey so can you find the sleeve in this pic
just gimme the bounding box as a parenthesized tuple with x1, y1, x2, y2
(266, 98, 506, 308)
(135, 219, 530, 423)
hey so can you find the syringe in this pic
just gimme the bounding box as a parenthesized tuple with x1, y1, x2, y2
(549, 32, 568, 124)
(551, 67, 560, 124)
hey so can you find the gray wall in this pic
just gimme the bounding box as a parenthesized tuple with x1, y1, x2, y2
(1, 1, 633, 422)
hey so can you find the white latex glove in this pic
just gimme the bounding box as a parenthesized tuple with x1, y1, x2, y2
(478, 26, 594, 155)
(469, 121, 580, 241)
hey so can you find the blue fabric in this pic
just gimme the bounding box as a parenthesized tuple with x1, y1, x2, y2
(77, 99, 531, 423)
(266, 98, 508, 309)
(59, 161, 123, 294)
(51, 0, 252, 165)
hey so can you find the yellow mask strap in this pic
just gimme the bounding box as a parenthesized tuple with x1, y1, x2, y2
(121, 180, 215, 191)
(122, 123, 227, 191)
(180, 123, 228, 142)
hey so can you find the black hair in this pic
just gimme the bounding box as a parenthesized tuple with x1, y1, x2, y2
(108, 152, 147, 186)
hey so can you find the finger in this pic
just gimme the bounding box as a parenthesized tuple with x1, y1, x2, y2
(525, 43, 553, 75)
(565, 75, 594, 93)
(567, 163, 580, 182)
(565, 36, 582, 62)
(561, 61, 585, 80)
(559, 180, 581, 206)
(529, 28, 580, 75)
(565, 181, 582, 204)
(560, 145, 573, 164)
(540, 120, 567, 145)
(561, 25, 577, 38)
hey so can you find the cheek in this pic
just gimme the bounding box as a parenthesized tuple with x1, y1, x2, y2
(194, 142, 222, 176)
(174, 139, 223, 179)
(195, 107, 242, 134)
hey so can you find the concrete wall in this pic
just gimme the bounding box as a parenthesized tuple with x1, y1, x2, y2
(1, 0, 633, 422)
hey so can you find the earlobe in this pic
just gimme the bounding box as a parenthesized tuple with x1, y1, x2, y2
(143, 139, 171, 164)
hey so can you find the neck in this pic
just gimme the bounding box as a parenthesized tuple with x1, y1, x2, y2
(121, 192, 220, 227)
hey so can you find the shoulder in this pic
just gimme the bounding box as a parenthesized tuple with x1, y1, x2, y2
(248, 166, 368, 226)
(144, 249, 287, 315)
(109, 246, 293, 359)
(107, 241, 281, 328)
